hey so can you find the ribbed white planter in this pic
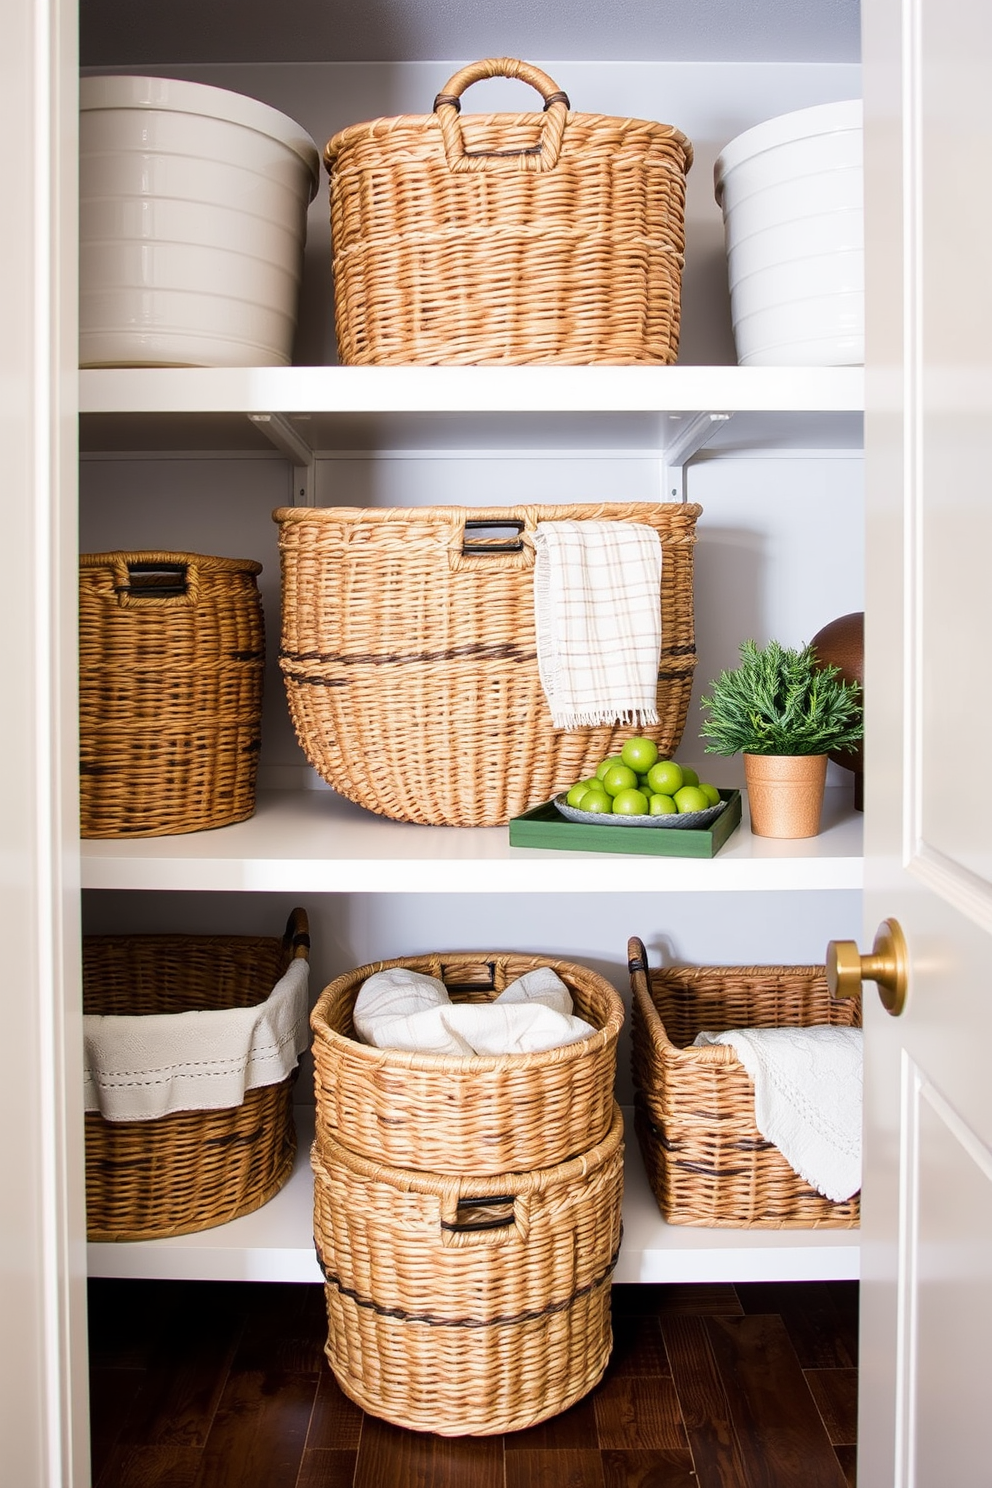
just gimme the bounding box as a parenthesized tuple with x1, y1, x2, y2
(714, 100, 863, 367)
(79, 75, 320, 368)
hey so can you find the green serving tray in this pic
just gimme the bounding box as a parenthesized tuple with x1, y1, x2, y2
(508, 788, 743, 859)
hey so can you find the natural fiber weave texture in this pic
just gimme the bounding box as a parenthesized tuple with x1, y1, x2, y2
(312, 1104, 624, 1435)
(83, 910, 309, 1242)
(628, 937, 861, 1229)
(79, 551, 264, 838)
(275, 501, 699, 826)
(324, 57, 692, 366)
(311, 951, 624, 1176)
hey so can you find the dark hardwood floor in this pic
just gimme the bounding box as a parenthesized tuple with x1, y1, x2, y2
(87, 1277, 858, 1488)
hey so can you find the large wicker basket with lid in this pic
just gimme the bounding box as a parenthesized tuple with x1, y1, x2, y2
(324, 56, 693, 366)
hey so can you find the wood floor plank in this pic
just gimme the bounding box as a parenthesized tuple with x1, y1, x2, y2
(95, 1443, 202, 1488)
(734, 1284, 856, 1369)
(89, 1366, 145, 1483)
(612, 1285, 743, 1319)
(607, 1313, 670, 1378)
(803, 1369, 858, 1446)
(295, 1448, 359, 1487)
(303, 1366, 364, 1452)
(191, 1368, 319, 1488)
(505, 1389, 600, 1450)
(593, 1376, 688, 1451)
(505, 1447, 606, 1487)
(826, 1283, 860, 1365)
(702, 1315, 849, 1488)
(118, 1309, 241, 1448)
(660, 1313, 753, 1488)
(833, 1445, 858, 1486)
(600, 1448, 699, 1487)
(352, 1414, 504, 1488)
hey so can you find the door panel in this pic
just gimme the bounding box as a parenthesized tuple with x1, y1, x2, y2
(862, 0, 992, 1483)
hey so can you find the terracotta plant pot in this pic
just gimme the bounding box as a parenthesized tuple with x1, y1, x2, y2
(744, 753, 828, 838)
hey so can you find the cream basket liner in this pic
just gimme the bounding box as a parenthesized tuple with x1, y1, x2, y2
(83, 958, 309, 1121)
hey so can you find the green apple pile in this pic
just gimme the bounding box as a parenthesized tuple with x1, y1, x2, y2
(564, 737, 722, 817)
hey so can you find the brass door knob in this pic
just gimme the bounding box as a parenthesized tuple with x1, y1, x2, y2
(826, 918, 909, 1017)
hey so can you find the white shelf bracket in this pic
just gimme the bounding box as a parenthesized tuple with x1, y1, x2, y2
(248, 412, 316, 505)
(662, 411, 733, 500)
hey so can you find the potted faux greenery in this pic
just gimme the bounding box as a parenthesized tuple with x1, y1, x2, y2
(699, 639, 864, 838)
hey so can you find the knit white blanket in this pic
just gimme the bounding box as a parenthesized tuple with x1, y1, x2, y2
(532, 519, 663, 729)
(692, 1025, 863, 1202)
(353, 965, 596, 1057)
(83, 958, 310, 1122)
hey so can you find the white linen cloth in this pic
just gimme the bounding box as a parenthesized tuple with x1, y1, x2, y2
(692, 1025, 863, 1202)
(83, 957, 310, 1122)
(353, 965, 596, 1056)
(532, 519, 663, 729)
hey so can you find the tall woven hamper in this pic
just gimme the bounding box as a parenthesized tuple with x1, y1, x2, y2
(79, 550, 265, 837)
(275, 501, 700, 826)
(324, 56, 693, 366)
(83, 908, 310, 1242)
(628, 936, 861, 1229)
(310, 950, 625, 1174)
(312, 1104, 625, 1435)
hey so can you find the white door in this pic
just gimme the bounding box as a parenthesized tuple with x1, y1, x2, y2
(858, 0, 992, 1483)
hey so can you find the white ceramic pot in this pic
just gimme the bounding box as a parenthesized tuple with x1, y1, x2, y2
(714, 99, 863, 367)
(79, 75, 320, 368)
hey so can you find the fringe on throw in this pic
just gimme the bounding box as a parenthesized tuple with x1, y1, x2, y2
(552, 707, 661, 731)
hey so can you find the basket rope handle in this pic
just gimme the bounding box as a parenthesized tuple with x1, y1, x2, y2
(433, 57, 569, 174)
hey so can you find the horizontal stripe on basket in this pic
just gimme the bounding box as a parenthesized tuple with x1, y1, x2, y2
(281, 640, 537, 669)
(315, 1245, 620, 1329)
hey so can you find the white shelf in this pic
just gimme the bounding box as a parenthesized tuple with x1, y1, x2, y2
(80, 786, 863, 894)
(78, 364, 864, 457)
(86, 1107, 859, 1285)
(79, 364, 865, 417)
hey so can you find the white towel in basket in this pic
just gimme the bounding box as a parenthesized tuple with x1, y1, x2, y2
(532, 519, 663, 729)
(83, 957, 310, 1122)
(353, 965, 595, 1056)
(692, 1024, 863, 1202)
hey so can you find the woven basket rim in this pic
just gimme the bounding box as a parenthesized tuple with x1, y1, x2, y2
(311, 952, 624, 1075)
(274, 500, 702, 529)
(80, 548, 262, 574)
(312, 1099, 624, 1196)
(324, 107, 693, 167)
(629, 938, 842, 1066)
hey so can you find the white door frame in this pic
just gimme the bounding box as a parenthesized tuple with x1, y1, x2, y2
(0, 0, 89, 1482)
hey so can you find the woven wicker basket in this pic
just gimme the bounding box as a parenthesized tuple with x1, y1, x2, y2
(83, 909, 309, 1242)
(312, 1103, 624, 1435)
(312, 951, 623, 1176)
(628, 936, 861, 1229)
(275, 501, 700, 826)
(324, 56, 693, 366)
(79, 550, 265, 838)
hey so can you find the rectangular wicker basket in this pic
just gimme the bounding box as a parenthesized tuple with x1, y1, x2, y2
(311, 951, 624, 1176)
(79, 550, 265, 838)
(324, 56, 693, 366)
(311, 1104, 624, 1436)
(83, 910, 309, 1242)
(628, 936, 861, 1229)
(275, 501, 700, 826)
